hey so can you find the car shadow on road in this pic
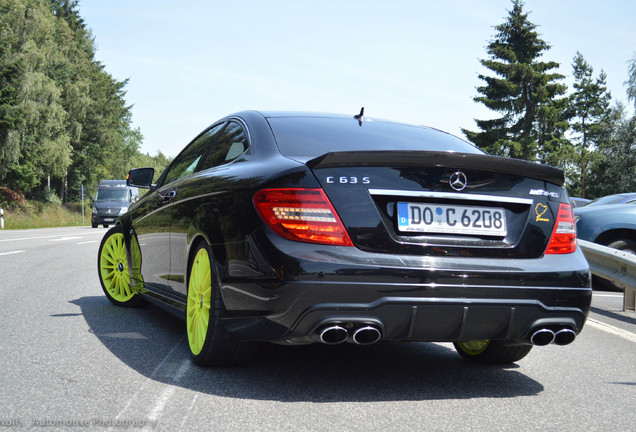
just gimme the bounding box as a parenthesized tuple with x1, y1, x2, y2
(71, 296, 544, 402)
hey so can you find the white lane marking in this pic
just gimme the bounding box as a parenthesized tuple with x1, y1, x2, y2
(146, 360, 191, 423)
(179, 394, 199, 430)
(172, 360, 190, 382)
(113, 342, 192, 431)
(0, 235, 63, 242)
(0, 229, 104, 243)
(76, 240, 98, 245)
(586, 318, 636, 343)
(49, 236, 83, 242)
(147, 387, 177, 423)
(114, 342, 183, 423)
(0, 250, 25, 256)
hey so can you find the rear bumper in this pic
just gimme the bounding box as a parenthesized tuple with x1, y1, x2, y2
(219, 231, 592, 344)
(276, 294, 588, 344)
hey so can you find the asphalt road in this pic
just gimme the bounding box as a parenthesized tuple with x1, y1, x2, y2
(0, 226, 634, 431)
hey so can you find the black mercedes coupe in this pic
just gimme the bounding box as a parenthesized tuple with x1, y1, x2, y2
(97, 110, 591, 366)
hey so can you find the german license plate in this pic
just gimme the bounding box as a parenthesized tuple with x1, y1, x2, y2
(397, 202, 507, 236)
(104, 218, 114, 222)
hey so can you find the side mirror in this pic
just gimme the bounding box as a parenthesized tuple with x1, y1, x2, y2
(127, 167, 155, 189)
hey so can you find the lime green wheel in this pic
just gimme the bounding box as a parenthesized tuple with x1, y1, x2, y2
(186, 241, 256, 366)
(187, 247, 212, 356)
(98, 225, 144, 307)
(454, 340, 533, 364)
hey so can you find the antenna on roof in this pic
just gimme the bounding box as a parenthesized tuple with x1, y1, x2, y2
(354, 107, 364, 126)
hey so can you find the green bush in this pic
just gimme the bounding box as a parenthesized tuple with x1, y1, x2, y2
(33, 188, 63, 205)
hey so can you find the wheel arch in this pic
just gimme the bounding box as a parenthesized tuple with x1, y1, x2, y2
(185, 231, 226, 298)
(115, 217, 136, 283)
(594, 228, 636, 245)
(186, 234, 210, 283)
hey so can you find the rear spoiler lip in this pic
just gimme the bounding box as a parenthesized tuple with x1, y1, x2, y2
(307, 151, 564, 186)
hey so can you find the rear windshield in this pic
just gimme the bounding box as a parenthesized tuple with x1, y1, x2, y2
(267, 116, 484, 158)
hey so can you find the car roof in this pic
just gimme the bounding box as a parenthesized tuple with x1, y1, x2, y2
(246, 109, 482, 155)
(588, 192, 636, 205)
(98, 180, 128, 187)
(257, 110, 447, 132)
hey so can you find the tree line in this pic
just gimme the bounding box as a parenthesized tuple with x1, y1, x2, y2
(1, 0, 635, 205)
(464, 0, 636, 198)
(0, 0, 170, 205)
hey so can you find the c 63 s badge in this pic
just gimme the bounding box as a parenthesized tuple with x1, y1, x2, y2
(326, 176, 370, 184)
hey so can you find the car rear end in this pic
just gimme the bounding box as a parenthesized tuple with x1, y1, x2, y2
(237, 114, 591, 352)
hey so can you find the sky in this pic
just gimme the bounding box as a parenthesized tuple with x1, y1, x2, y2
(79, 0, 636, 158)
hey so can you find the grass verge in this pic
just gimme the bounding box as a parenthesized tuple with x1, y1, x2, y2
(1, 202, 90, 229)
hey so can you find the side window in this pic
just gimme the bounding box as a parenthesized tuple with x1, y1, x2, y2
(162, 123, 226, 185)
(198, 121, 248, 171)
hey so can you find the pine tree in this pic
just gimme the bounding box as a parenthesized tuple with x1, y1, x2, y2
(0, 0, 23, 181)
(626, 53, 636, 111)
(1, 0, 73, 194)
(588, 56, 636, 198)
(568, 52, 611, 197)
(587, 104, 636, 198)
(462, 0, 567, 161)
(0, 0, 150, 202)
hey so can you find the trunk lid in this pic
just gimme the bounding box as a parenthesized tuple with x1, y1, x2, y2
(307, 151, 565, 258)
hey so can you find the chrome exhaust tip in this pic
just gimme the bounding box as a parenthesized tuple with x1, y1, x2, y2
(530, 328, 555, 346)
(352, 326, 382, 345)
(319, 326, 348, 345)
(554, 329, 576, 346)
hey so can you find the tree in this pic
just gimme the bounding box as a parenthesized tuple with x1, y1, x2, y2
(587, 104, 636, 197)
(586, 56, 636, 198)
(462, 0, 567, 162)
(0, 0, 73, 194)
(0, 1, 23, 181)
(626, 53, 636, 111)
(567, 52, 611, 197)
(0, 0, 152, 203)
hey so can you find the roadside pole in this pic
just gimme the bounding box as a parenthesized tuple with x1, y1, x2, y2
(1, 208, 4, 229)
(80, 185, 85, 225)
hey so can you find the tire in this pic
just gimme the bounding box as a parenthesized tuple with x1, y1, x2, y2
(595, 238, 636, 291)
(186, 241, 256, 367)
(97, 225, 144, 307)
(92, 223, 98, 228)
(454, 340, 533, 364)
(103, 224, 109, 228)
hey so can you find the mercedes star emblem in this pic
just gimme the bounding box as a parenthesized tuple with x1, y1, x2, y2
(449, 171, 468, 191)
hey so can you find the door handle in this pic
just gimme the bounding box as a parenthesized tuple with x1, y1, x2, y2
(159, 190, 177, 203)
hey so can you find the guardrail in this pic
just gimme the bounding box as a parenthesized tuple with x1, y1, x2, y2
(578, 239, 636, 311)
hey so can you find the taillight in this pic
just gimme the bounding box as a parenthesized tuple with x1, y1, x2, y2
(253, 188, 353, 247)
(545, 203, 577, 254)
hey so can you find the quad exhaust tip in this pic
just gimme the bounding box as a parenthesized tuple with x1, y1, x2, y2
(554, 328, 576, 346)
(352, 326, 382, 345)
(319, 326, 348, 345)
(530, 328, 555, 346)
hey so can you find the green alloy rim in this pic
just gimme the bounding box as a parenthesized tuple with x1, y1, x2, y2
(187, 248, 212, 356)
(457, 340, 490, 355)
(99, 232, 136, 302)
